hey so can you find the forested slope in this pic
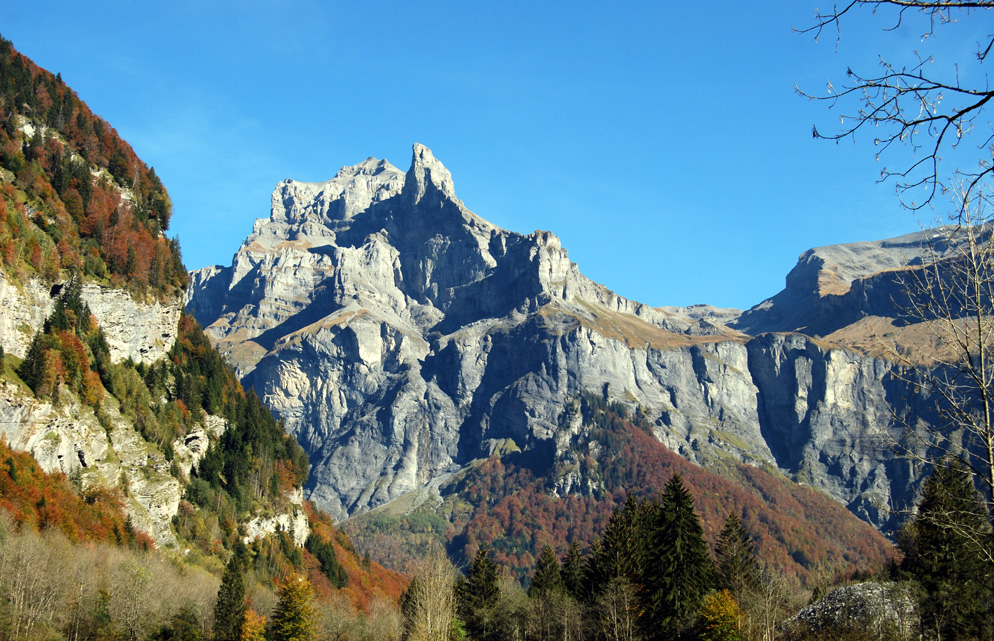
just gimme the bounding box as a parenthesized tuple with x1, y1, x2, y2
(0, 33, 406, 641)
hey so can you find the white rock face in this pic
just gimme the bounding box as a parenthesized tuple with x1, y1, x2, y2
(80, 285, 181, 364)
(186, 143, 931, 533)
(186, 144, 780, 522)
(0, 380, 182, 545)
(242, 487, 310, 547)
(0, 276, 51, 359)
(171, 414, 227, 479)
(0, 269, 180, 364)
(0, 272, 183, 546)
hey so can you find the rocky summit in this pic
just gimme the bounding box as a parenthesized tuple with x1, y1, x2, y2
(186, 143, 929, 531)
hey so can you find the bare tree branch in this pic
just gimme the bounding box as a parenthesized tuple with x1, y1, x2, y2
(884, 186, 994, 568)
(799, 1, 994, 211)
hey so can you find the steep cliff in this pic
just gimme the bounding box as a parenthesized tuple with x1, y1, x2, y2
(186, 144, 926, 535)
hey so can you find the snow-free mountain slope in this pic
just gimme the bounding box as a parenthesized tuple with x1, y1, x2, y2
(187, 144, 929, 538)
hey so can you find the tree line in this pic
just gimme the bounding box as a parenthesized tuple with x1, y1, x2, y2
(401, 463, 994, 641)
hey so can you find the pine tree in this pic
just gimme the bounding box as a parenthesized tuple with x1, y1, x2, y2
(561, 541, 585, 602)
(901, 461, 993, 640)
(585, 494, 647, 597)
(17, 332, 44, 392)
(213, 552, 246, 641)
(529, 545, 563, 598)
(643, 473, 714, 640)
(458, 544, 500, 641)
(714, 513, 760, 599)
(269, 573, 315, 641)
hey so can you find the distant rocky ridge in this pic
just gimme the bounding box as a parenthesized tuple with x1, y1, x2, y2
(186, 144, 934, 534)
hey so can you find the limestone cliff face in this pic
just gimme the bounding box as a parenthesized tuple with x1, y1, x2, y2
(0, 269, 181, 364)
(0, 273, 187, 544)
(186, 144, 926, 532)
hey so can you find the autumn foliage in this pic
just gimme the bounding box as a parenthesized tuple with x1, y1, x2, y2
(0, 439, 151, 548)
(0, 34, 185, 297)
(303, 502, 408, 613)
(450, 395, 895, 584)
(349, 394, 895, 587)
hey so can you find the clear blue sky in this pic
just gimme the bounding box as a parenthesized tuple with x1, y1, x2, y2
(1, 1, 979, 309)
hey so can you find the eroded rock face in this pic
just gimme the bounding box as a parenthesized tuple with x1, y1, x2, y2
(185, 145, 929, 532)
(0, 269, 181, 364)
(242, 487, 310, 547)
(0, 380, 182, 546)
(0, 273, 186, 546)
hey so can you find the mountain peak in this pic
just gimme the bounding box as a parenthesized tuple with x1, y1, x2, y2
(404, 143, 459, 207)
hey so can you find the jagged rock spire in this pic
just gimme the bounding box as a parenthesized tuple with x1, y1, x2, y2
(403, 143, 459, 208)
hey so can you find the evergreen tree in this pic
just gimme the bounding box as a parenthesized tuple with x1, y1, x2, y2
(714, 513, 760, 599)
(458, 544, 500, 641)
(529, 545, 563, 598)
(213, 551, 247, 641)
(17, 332, 44, 392)
(561, 541, 585, 602)
(305, 534, 347, 588)
(900, 461, 993, 640)
(269, 573, 315, 641)
(585, 494, 647, 597)
(151, 607, 205, 641)
(643, 473, 714, 640)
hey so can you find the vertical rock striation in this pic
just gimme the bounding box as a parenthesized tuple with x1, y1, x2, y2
(186, 144, 928, 532)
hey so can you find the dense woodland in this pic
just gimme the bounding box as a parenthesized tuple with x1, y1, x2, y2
(397, 456, 994, 641)
(346, 395, 894, 585)
(0, 34, 185, 298)
(1, 282, 406, 640)
(0, 32, 411, 641)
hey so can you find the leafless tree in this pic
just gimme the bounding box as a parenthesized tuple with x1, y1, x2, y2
(359, 596, 404, 641)
(798, 1, 994, 212)
(316, 591, 359, 641)
(592, 576, 642, 641)
(0, 530, 73, 640)
(739, 567, 794, 641)
(889, 185, 994, 565)
(402, 550, 457, 641)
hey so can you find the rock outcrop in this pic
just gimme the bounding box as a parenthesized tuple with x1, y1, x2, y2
(0, 269, 181, 364)
(0, 379, 183, 545)
(242, 487, 310, 547)
(786, 582, 919, 640)
(185, 144, 933, 533)
(0, 271, 188, 546)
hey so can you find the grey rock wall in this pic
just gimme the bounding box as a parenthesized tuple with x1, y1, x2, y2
(0, 269, 181, 364)
(186, 144, 929, 532)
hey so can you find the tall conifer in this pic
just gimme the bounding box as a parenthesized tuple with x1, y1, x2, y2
(269, 573, 316, 641)
(529, 545, 563, 598)
(901, 461, 993, 640)
(586, 494, 646, 596)
(644, 473, 714, 640)
(213, 551, 246, 641)
(715, 512, 760, 599)
(561, 541, 585, 601)
(457, 544, 500, 641)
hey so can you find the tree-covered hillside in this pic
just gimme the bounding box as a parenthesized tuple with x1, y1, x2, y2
(346, 393, 895, 586)
(0, 34, 185, 297)
(0, 33, 407, 641)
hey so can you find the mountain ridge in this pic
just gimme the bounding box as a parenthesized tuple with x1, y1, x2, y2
(185, 144, 926, 548)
